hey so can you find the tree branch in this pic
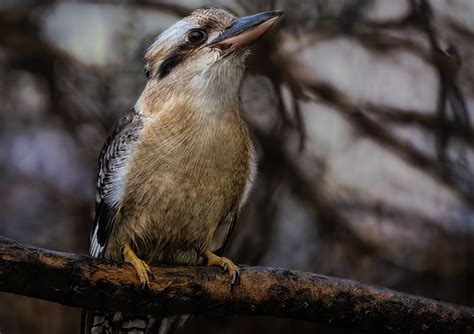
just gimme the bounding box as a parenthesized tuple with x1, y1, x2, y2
(0, 237, 472, 333)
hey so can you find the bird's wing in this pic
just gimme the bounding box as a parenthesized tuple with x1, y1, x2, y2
(210, 148, 255, 256)
(83, 110, 145, 334)
(89, 109, 144, 258)
(209, 209, 238, 256)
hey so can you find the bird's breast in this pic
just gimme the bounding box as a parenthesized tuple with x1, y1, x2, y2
(112, 106, 253, 264)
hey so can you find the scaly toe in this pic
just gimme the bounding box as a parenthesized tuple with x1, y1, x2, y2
(143, 261, 155, 279)
(222, 258, 240, 287)
(122, 244, 154, 288)
(137, 264, 152, 288)
(204, 251, 240, 287)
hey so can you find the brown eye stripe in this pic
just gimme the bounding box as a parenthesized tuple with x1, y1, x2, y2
(156, 26, 212, 80)
(158, 53, 183, 79)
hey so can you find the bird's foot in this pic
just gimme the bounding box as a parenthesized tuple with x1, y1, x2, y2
(122, 244, 153, 288)
(204, 250, 240, 287)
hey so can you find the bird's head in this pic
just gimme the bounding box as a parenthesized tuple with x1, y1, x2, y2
(140, 8, 282, 112)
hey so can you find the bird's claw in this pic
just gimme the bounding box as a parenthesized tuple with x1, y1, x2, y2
(231, 270, 240, 288)
(122, 244, 153, 288)
(204, 251, 240, 288)
(136, 260, 153, 288)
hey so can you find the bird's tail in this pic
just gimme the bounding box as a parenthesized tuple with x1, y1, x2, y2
(81, 309, 189, 334)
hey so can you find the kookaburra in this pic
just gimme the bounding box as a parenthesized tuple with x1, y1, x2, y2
(81, 7, 282, 334)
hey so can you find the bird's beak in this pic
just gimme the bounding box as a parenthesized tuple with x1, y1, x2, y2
(207, 10, 283, 53)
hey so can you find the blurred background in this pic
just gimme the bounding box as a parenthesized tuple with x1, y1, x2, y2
(1, 0, 473, 333)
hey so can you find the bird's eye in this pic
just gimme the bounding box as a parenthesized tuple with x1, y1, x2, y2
(188, 29, 206, 45)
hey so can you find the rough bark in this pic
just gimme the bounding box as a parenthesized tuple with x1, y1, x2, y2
(0, 236, 472, 333)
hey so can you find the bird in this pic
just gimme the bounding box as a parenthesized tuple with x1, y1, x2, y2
(81, 7, 283, 334)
